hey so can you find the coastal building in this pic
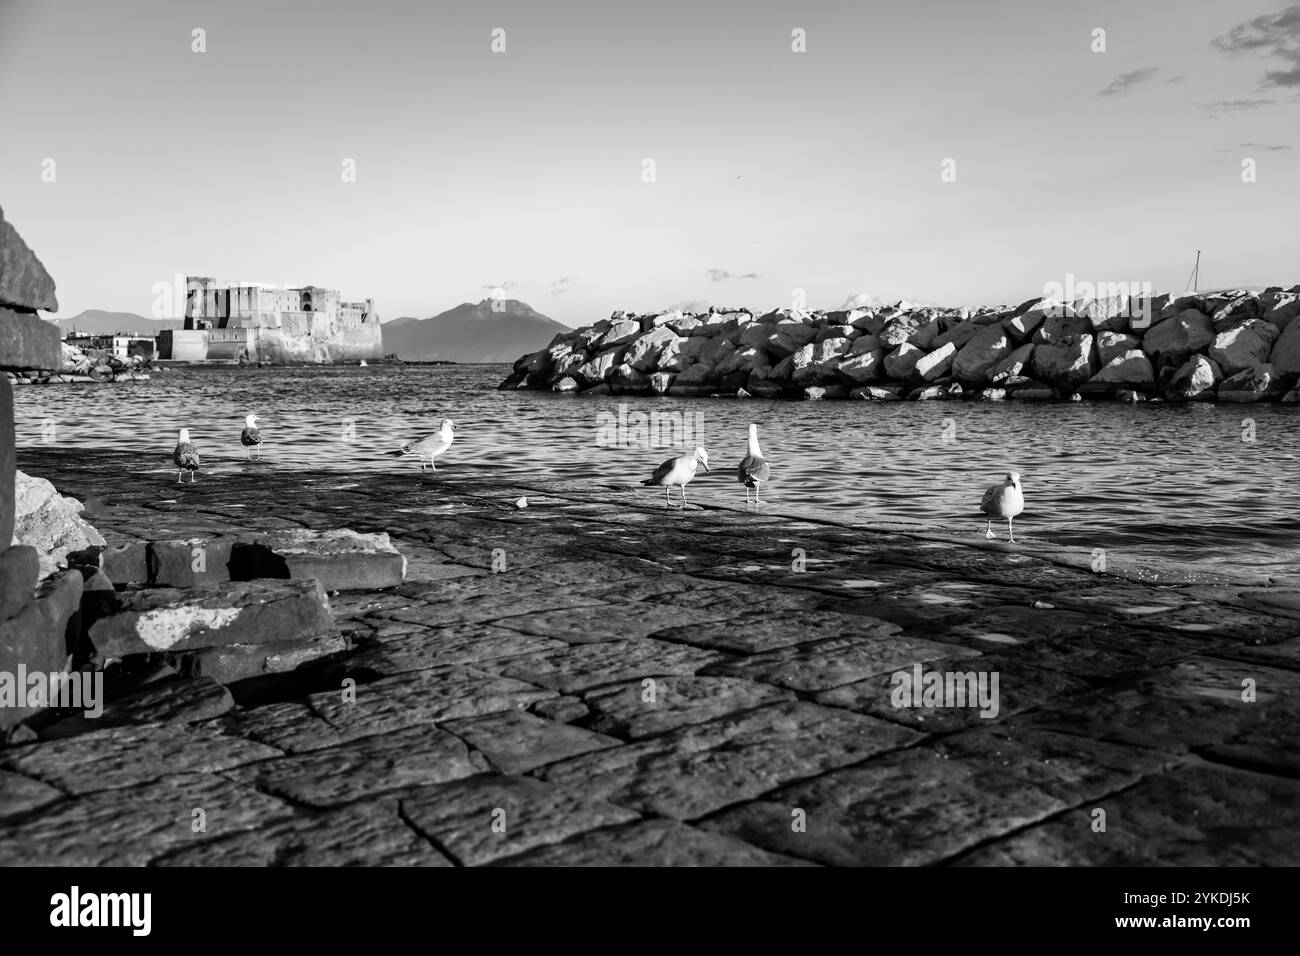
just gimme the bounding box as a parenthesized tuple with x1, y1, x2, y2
(158, 277, 383, 363)
(64, 332, 155, 361)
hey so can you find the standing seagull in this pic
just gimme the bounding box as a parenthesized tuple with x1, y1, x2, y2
(736, 423, 771, 504)
(240, 414, 262, 459)
(980, 471, 1024, 542)
(642, 447, 710, 508)
(389, 419, 455, 471)
(174, 428, 200, 483)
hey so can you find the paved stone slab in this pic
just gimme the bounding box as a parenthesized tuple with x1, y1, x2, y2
(915, 604, 1108, 649)
(230, 529, 407, 591)
(584, 676, 796, 739)
(702, 634, 978, 692)
(217, 700, 342, 753)
(154, 798, 453, 866)
(1006, 622, 1206, 680)
(148, 536, 235, 588)
(176, 634, 350, 684)
(340, 625, 566, 677)
(654, 608, 900, 655)
(399, 774, 639, 866)
(88, 579, 335, 658)
(225, 724, 483, 808)
(494, 600, 732, 645)
(1023, 655, 1300, 753)
(494, 637, 727, 694)
(0, 768, 63, 822)
(815, 654, 1092, 732)
(495, 819, 815, 867)
(955, 764, 1300, 866)
(0, 772, 291, 866)
(305, 665, 557, 742)
(539, 701, 922, 820)
(703, 728, 1174, 865)
(41, 676, 233, 739)
(442, 710, 619, 773)
(0, 722, 280, 794)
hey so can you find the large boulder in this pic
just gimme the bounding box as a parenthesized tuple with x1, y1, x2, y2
(1207, 292, 1262, 332)
(12, 471, 106, 579)
(791, 338, 850, 388)
(1142, 309, 1214, 366)
(572, 347, 622, 387)
(609, 363, 652, 393)
(0, 206, 58, 312)
(1096, 331, 1139, 366)
(624, 327, 681, 371)
(914, 342, 957, 381)
(1089, 350, 1154, 386)
(836, 348, 885, 385)
(1032, 311, 1092, 345)
(987, 343, 1035, 384)
(847, 333, 882, 356)
(716, 345, 769, 378)
(878, 314, 926, 347)
(883, 342, 924, 380)
(951, 325, 1011, 384)
(764, 320, 818, 358)
(931, 322, 978, 351)
(1166, 354, 1223, 401)
(1218, 364, 1283, 403)
(1030, 334, 1095, 391)
(1267, 319, 1300, 377)
(1207, 318, 1278, 376)
(595, 319, 642, 349)
(1262, 292, 1300, 332)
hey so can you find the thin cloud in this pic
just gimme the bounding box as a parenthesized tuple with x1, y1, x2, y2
(1098, 67, 1161, 97)
(1241, 141, 1292, 150)
(669, 299, 710, 313)
(480, 280, 524, 291)
(1205, 97, 1277, 113)
(548, 277, 572, 296)
(707, 269, 759, 282)
(1211, 5, 1300, 88)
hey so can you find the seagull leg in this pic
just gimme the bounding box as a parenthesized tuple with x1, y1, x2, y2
(680, 485, 688, 509)
(985, 517, 995, 540)
(176, 470, 181, 483)
(1008, 517, 1015, 543)
(754, 482, 762, 505)
(664, 485, 670, 508)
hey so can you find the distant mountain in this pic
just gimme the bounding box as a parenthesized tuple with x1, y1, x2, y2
(382, 299, 569, 362)
(53, 309, 181, 336)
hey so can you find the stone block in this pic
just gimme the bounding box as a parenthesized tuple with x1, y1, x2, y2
(0, 570, 83, 730)
(174, 634, 349, 685)
(0, 208, 58, 312)
(147, 536, 233, 588)
(101, 540, 149, 586)
(0, 376, 12, 544)
(0, 307, 60, 370)
(0, 545, 38, 621)
(229, 529, 406, 591)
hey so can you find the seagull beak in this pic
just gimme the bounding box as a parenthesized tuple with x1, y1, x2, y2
(702, 461, 710, 473)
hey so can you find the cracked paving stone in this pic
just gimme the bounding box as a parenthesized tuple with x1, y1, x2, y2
(153, 798, 453, 866)
(653, 608, 900, 655)
(217, 701, 340, 754)
(40, 676, 234, 740)
(701, 634, 978, 692)
(441, 710, 620, 774)
(379, 589, 606, 627)
(702, 729, 1172, 866)
(0, 723, 281, 795)
(955, 764, 1300, 866)
(1212, 636, 1300, 671)
(815, 655, 1093, 732)
(531, 695, 589, 723)
(832, 582, 1040, 627)
(1007, 624, 1206, 680)
(493, 819, 816, 866)
(567, 573, 733, 606)
(494, 600, 734, 645)
(339, 625, 567, 677)
(225, 724, 484, 808)
(584, 676, 796, 739)
(538, 700, 922, 820)
(1021, 655, 1300, 753)
(0, 772, 291, 866)
(491, 637, 727, 694)
(305, 665, 557, 742)
(399, 773, 639, 866)
(0, 769, 63, 823)
(1142, 601, 1300, 644)
(916, 604, 1108, 650)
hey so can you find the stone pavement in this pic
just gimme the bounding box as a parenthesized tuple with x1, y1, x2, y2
(2, 448, 1299, 866)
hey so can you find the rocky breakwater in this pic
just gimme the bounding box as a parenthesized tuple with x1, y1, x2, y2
(5, 341, 155, 386)
(500, 287, 1300, 404)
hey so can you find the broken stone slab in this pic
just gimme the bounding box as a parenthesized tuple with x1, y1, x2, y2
(439, 710, 620, 774)
(12, 470, 105, 579)
(87, 578, 335, 659)
(148, 536, 234, 588)
(173, 634, 350, 685)
(0, 307, 60, 370)
(0, 569, 82, 731)
(0, 207, 58, 312)
(229, 529, 407, 591)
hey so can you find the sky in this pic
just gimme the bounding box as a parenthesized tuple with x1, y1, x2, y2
(1, 0, 1297, 327)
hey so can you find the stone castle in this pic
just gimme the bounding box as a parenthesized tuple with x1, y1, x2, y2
(159, 277, 384, 363)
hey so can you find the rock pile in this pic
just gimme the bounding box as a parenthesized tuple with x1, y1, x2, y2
(500, 288, 1300, 403)
(4, 341, 154, 385)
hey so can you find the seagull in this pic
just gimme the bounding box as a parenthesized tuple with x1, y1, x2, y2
(980, 471, 1024, 542)
(240, 414, 262, 459)
(642, 447, 709, 508)
(389, 419, 455, 471)
(174, 428, 200, 483)
(737, 423, 771, 504)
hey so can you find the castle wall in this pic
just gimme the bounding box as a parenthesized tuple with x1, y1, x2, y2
(158, 329, 210, 362)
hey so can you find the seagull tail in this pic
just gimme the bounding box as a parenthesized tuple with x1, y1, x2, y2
(386, 444, 411, 457)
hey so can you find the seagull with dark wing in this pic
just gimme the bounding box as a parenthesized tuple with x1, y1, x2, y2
(240, 414, 262, 459)
(980, 471, 1024, 542)
(174, 428, 200, 483)
(642, 446, 709, 508)
(737, 423, 770, 504)
(388, 419, 455, 472)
